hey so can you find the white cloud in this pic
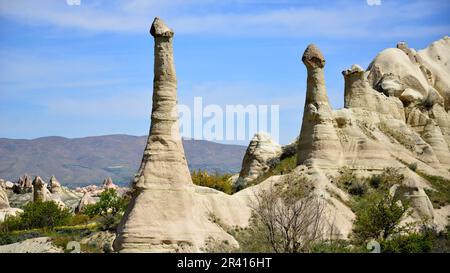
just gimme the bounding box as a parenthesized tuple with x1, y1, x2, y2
(367, 0, 382, 6)
(0, 0, 447, 38)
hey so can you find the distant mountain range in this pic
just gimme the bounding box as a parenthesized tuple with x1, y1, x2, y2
(0, 135, 247, 187)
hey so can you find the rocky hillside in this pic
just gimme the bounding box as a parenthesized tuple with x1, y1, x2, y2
(0, 135, 246, 186)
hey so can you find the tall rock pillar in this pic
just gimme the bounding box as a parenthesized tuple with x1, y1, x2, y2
(297, 44, 342, 167)
(115, 18, 210, 253)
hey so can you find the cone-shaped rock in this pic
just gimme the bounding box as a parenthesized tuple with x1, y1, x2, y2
(32, 176, 50, 202)
(134, 17, 191, 189)
(48, 175, 62, 194)
(297, 44, 342, 167)
(115, 18, 217, 252)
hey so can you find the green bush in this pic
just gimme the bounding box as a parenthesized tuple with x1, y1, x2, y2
(352, 191, 408, 243)
(408, 162, 418, 172)
(336, 167, 367, 196)
(241, 155, 298, 191)
(311, 239, 366, 253)
(417, 172, 450, 209)
(369, 168, 404, 190)
(67, 214, 90, 226)
(0, 201, 72, 232)
(0, 214, 23, 233)
(21, 201, 72, 230)
(348, 181, 368, 196)
(381, 232, 434, 253)
(191, 170, 233, 194)
(83, 189, 127, 217)
(98, 214, 122, 231)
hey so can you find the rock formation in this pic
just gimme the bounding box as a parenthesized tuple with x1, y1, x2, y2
(0, 185, 9, 209)
(102, 177, 117, 190)
(32, 176, 50, 203)
(13, 174, 32, 194)
(236, 132, 282, 188)
(291, 40, 449, 230)
(297, 44, 343, 167)
(113, 18, 449, 252)
(48, 175, 62, 194)
(0, 237, 63, 253)
(75, 192, 97, 214)
(115, 18, 249, 253)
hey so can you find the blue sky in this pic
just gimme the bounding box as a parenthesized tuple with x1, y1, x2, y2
(0, 0, 449, 145)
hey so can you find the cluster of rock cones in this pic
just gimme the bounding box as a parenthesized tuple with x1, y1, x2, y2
(114, 17, 450, 252)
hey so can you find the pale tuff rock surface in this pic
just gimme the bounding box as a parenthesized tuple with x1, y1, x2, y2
(48, 175, 62, 194)
(13, 174, 32, 194)
(32, 176, 51, 203)
(290, 39, 450, 234)
(75, 192, 97, 213)
(0, 208, 23, 222)
(236, 132, 282, 188)
(0, 237, 63, 253)
(80, 231, 116, 253)
(297, 44, 343, 168)
(102, 177, 118, 190)
(0, 185, 9, 209)
(115, 20, 449, 251)
(115, 18, 249, 253)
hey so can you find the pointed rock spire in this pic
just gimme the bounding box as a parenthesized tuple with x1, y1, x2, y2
(297, 44, 342, 166)
(115, 18, 203, 253)
(133, 17, 191, 190)
(48, 175, 62, 194)
(32, 176, 50, 203)
(301, 44, 331, 110)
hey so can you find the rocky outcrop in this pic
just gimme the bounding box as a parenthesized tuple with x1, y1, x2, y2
(236, 132, 282, 188)
(115, 18, 248, 253)
(367, 37, 450, 157)
(13, 174, 32, 194)
(0, 208, 23, 222)
(297, 44, 343, 168)
(342, 64, 404, 120)
(0, 237, 63, 253)
(0, 185, 9, 209)
(102, 177, 117, 190)
(80, 231, 116, 253)
(75, 192, 97, 213)
(32, 176, 51, 203)
(48, 175, 62, 194)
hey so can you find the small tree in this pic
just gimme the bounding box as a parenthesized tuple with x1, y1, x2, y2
(83, 189, 128, 231)
(84, 189, 127, 217)
(352, 191, 409, 243)
(247, 177, 327, 253)
(19, 201, 71, 230)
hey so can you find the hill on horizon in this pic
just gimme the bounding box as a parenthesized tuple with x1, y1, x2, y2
(0, 134, 247, 187)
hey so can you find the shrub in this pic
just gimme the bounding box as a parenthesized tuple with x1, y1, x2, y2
(98, 214, 122, 231)
(369, 168, 404, 190)
(408, 162, 418, 172)
(311, 239, 366, 253)
(67, 214, 90, 226)
(417, 172, 450, 209)
(7, 201, 72, 231)
(243, 155, 298, 191)
(348, 181, 368, 196)
(352, 191, 409, 243)
(191, 170, 233, 194)
(336, 167, 367, 196)
(381, 232, 434, 253)
(0, 214, 23, 233)
(83, 189, 127, 217)
(238, 178, 327, 253)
